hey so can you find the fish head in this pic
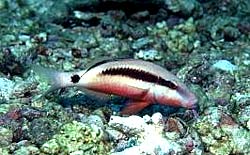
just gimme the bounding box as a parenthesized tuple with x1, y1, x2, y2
(176, 85, 198, 109)
(154, 80, 197, 109)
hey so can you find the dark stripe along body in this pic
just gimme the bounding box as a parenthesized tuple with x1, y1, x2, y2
(101, 67, 178, 90)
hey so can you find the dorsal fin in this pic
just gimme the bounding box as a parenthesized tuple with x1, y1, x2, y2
(85, 58, 118, 72)
(85, 57, 131, 72)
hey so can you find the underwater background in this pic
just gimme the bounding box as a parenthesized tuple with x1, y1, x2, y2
(0, 0, 249, 154)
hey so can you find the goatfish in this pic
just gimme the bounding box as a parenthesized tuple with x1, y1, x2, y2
(33, 59, 198, 115)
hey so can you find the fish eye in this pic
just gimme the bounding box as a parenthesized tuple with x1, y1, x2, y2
(71, 74, 80, 83)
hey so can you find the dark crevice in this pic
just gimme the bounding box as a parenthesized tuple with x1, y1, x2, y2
(53, 16, 100, 28)
(74, 1, 162, 16)
(53, 1, 163, 28)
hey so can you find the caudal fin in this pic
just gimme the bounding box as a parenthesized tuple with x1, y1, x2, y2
(31, 65, 71, 96)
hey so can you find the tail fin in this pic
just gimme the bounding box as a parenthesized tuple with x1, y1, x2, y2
(31, 65, 72, 96)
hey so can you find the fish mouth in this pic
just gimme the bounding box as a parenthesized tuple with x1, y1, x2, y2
(183, 94, 198, 109)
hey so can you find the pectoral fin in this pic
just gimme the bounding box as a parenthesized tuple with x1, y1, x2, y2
(79, 88, 110, 102)
(121, 100, 151, 115)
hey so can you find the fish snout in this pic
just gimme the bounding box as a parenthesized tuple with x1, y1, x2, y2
(183, 93, 198, 109)
(177, 85, 198, 109)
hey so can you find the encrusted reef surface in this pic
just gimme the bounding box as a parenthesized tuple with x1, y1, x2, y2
(0, 0, 250, 154)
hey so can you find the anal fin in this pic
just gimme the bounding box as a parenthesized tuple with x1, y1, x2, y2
(121, 100, 151, 115)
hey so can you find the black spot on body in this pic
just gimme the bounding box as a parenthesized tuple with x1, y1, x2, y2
(71, 74, 80, 83)
(101, 67, 178, 89)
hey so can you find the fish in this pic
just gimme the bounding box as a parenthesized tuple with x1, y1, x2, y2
(32, 59, 198, 115)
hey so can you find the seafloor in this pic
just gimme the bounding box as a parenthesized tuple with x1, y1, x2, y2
(0, 0, 249, 154)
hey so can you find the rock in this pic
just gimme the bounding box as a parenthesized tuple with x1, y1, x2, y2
(237, 105, 250, 130)
(13, 146, 40, 155)
(0, 78, 15, 102)
(0, 0, 6, 10)
(164, 0, 201, 16)
(0, 127, 13, 147)
(0, 147, 9, 155)
(109, 115, 146, 134)
(134, 49, 162, 61)
(151, 112, 163, 125)
(41, 121, 110, 154)
(108, 114, 200, 154)
(132, 37, 152, 50)
(193, 107, 250, 154)
(212, 60, 238, 73)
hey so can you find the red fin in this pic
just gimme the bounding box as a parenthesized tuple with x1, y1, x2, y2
(121, 100, 151, 115)
(120, 86, 149, 100)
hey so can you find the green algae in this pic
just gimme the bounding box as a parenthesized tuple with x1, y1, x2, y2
(221, 126, 250, 154)
(13, 145, 40, 155)
(164, 0, 201, 16)
(193, 107, 250, 155)
(148, 17, 197, 54)
(0, 127, 13, 147)
(0, 147, 9, 155)
(237, 105, 250, 129)
(0, 104, 15, 115)
(41, 121, 110, 155)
